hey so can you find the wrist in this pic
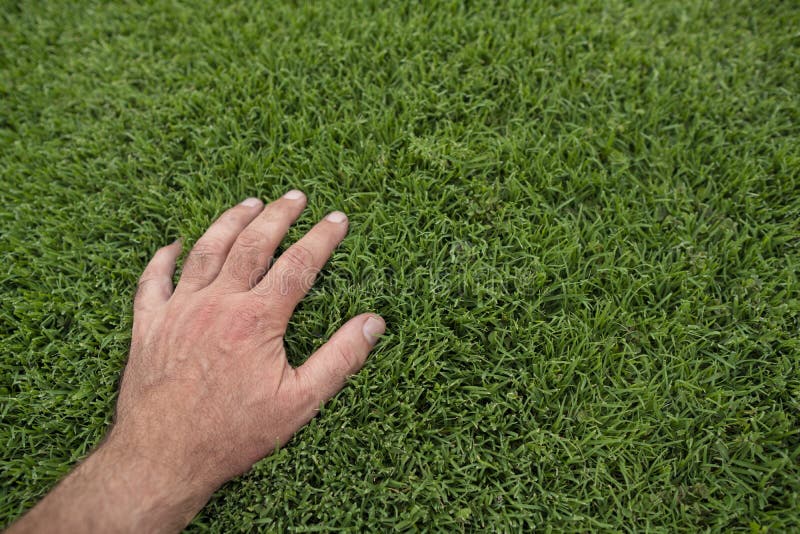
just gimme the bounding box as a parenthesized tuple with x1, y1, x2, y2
(84, 434, 214, 532)
(8, 432, 215, 534)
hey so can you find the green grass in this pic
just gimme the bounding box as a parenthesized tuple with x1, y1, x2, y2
(2, 0, 799, 531)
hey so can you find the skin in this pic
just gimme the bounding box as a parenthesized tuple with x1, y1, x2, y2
(7, 190, 386, 533)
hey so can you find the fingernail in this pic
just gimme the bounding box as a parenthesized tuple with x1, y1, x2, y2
(241, 197, 262, 207)
(326, 211, 347, 223)
(283, 189, 305, 200)
(362, 316, 386, 346)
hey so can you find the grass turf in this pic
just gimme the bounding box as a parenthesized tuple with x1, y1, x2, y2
(2, 0, 799, 531)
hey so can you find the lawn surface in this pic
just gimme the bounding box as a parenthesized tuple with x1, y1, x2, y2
(2, 0, 799, 531)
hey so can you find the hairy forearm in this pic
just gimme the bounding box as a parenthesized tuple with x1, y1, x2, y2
(7, 436, 213, 534)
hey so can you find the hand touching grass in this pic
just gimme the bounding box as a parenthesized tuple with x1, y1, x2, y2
(8, 191, 385, 533)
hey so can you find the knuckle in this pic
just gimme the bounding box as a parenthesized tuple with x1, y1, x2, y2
(136, 275, 158, 292)
(226, 232, 271, 285)
(331, 342, 359, 374)
(183, 241, 224, 275)
(293, 369, 317, 405)
(190, 239, 224, 258)
(234, 228, 268, 252)
(134, 274, 169, 305)
(133, 277, 153, 305)
(280, 244, 315, 273)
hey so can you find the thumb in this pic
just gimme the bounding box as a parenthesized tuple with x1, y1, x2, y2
(294, 313, 385, 406)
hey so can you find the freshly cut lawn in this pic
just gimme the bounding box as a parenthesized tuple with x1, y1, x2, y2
(2, 0, 798, 531)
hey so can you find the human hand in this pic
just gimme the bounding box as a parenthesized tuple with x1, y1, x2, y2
(8, 191, 385, 533)
(117, 190, 386, 504)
